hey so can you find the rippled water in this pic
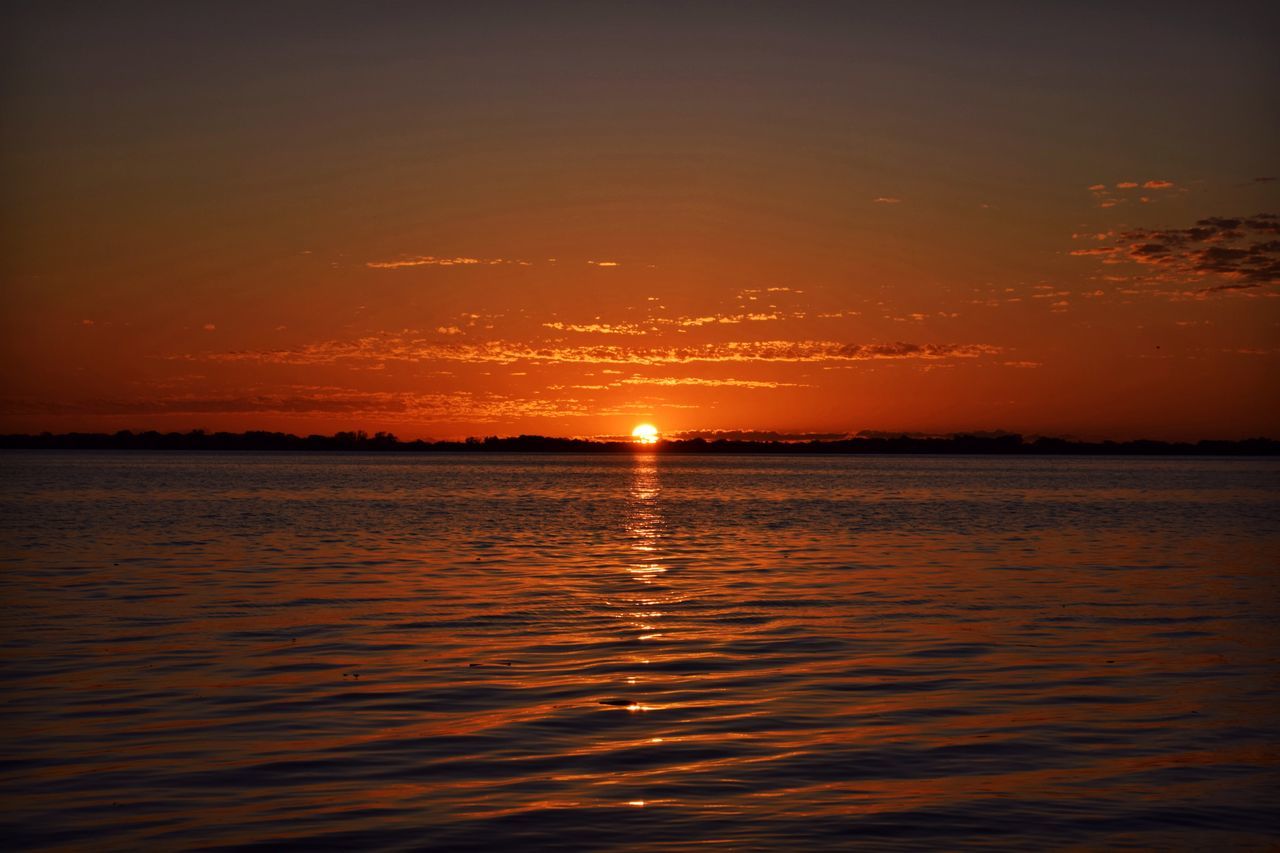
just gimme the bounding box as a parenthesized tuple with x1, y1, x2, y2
(1, 452, 1278, 850)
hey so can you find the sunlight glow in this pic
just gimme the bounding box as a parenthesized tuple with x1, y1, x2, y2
(631, 423, 660, 444)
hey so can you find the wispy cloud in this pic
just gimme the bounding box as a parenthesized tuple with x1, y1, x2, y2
(619, 376, 807, 389)
(736, 287, 805, 300)
(366, 256, 532, 269)
(545, 312, 794, 335)
(542, 321, 648, 335)
(1087, 179, 1180, 208)
(2, 386, 623, 424)
(187, 336, 1002, 367)
(658, 312, 787, 327)
(549, 376, 806, 391)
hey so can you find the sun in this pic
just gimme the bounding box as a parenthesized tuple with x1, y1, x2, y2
(631, 423, 660, 444)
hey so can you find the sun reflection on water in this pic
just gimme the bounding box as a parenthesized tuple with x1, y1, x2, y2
(625, 452, 665, 585)
(624, 455, 671, 646)
(613, 452, 675, 807)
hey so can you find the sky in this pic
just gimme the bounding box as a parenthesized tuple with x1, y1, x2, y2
(2, 1, 1277, 441)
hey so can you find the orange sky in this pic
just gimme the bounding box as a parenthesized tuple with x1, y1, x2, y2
(2, 2, 1277, 440)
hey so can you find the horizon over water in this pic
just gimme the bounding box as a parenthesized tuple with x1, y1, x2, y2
(1, 451, 1278, 850)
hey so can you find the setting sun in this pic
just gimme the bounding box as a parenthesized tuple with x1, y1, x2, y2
(631, 424, 660, 444)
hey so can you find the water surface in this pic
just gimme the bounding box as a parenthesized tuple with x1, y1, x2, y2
(1, 452, 1277, 849)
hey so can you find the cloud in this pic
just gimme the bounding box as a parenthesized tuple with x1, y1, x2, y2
(547, 306, 803, 333)
(668, 429, 856, 442)
(766, 287, 802, 293)
(1088, 179, 1178, 208)
(543, 321, 648, 335)
(3, 387, 616, 423)
(1070, 214, 1280, 294)
(658, 312, 786, 327)
(544, 315, 788, 334)
(548, 376, 808, 391)
(618, 376, 807, 389)
(736, 287, 804, 299)
(543, 313, 792, 335)
(366, 256, 531, 269)
(872, 197, 902, 204)
(189, 336, 1002, 367)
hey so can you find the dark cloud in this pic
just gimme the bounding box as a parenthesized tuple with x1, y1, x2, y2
(669, 429, 855, 442)
(856, 429, 1020, 440)
(1071, 213, 1280, 293)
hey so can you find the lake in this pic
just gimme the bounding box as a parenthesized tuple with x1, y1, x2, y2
(1, 452, 1277, 850)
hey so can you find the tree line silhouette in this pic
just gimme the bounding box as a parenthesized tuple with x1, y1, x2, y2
(1, 429, 1276, 455)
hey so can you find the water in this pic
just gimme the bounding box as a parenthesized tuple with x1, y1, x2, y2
(1, 452, 1277, 850)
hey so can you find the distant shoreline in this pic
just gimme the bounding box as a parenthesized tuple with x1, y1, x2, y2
(2, 431, 1276, 456)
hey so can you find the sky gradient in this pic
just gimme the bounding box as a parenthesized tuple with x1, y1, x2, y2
(3, 1, 1277, 440)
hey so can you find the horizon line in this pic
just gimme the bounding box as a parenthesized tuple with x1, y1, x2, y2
(3, 429, 1277, 456)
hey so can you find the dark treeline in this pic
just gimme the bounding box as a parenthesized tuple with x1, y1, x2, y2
(2, 429, 1277, 455)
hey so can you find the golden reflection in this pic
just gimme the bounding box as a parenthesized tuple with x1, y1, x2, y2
(618, 453, 670, 688)
(625, 453, 666, 586)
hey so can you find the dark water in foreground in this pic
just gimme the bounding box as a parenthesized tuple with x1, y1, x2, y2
(1, 452, 1278, 850)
